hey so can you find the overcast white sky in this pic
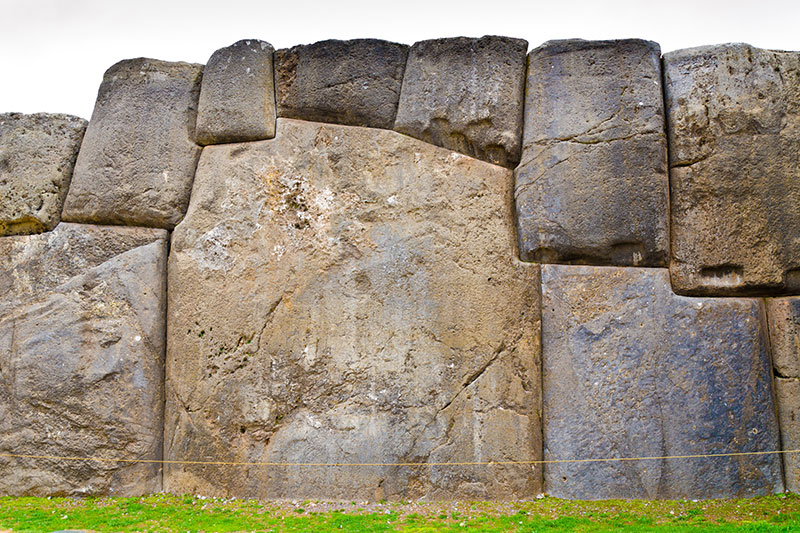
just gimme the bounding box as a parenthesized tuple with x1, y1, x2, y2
(3, 0, 799, 119)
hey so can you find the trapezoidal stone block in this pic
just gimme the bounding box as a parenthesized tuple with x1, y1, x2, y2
(665, 44, 800, 295)
(515, 39, 669, 266)
(394, 36, 527, 168)
(775, 378, 800, 493)
(0, 222, 168, 496)
(62, 58, 203, 229)
(165, 118, 542, 501)
(196, 39, 276, 145)
(0, 113, 87, 236)
(274, 39, 408, 129)
(542, 264, 781, 500)
(766, 297, 800, 378)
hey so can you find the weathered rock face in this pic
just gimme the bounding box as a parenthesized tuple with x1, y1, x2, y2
(196, 39, 276, 145)
(62, 58, 203, 229)
(541, 265, 781, 500)
(775, 378, 800, 493)
(274, 39, 408, 129)
(165, 118, 541, 500)
(515, 40, 668, 266)
(665, 44, 800, 295)
(0, 223, 168, 496)
(766, 298, 800, 378)
(394, 36, 527, 168)
(0, 113, 87, 236)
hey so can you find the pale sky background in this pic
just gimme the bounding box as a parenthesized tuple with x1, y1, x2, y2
(2, 0, 799, 119)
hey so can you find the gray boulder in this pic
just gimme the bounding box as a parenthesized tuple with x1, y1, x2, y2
(394, 36, 527, 168)
(196, 39, 276, 145)
(775, 378, 800, 492)
(0, 113, 87, 236)
(62, 58, 203, 229)
(542, 264, 782, 499)
(515, 40, 668, 266)
(665, 44, 800, 295)
(0, 223, 168, 496)
(275, 39, 408, 129)
(164, 118, 542, 500)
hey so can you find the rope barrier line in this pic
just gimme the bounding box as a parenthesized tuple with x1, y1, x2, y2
(1, 449, 798, 467)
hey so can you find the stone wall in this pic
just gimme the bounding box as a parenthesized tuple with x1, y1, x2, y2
(1, 36, 798, 500)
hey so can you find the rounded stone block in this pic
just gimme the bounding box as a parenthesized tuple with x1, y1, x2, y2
(62, 58, 203, 229)
(665, 44, 800, 295)
(0, 113, 87, 236)
(542, 264, 782, 500)
(515, 39, 668, 267)
(164, 118, 542, 501)
(0, 223, 168, 496)
(196, 39, 276, 145)
(775, 377, 800, 493)
(394, 36, 527, 168)
(275, 39, 408, 129)
(766, 297, 800, 378)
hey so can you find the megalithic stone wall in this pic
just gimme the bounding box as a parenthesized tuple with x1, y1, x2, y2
(1, 35, 799, 500)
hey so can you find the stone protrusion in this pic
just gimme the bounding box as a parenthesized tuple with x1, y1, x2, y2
(165, 118, 542, 500)
(61, 58, 203, 229)
(542, 264, 782, 500)
(665, 44, 800, 296)
(196, 39, 276, 145)
(0, 113, 87, 236)
(394, 36, 527, 168)
(274, 39, 408, 129)
(775, 378, 800, 492)
(515, 39, 669, 266)
(766, 298, 800, 378)
(0, 223, 168, 496)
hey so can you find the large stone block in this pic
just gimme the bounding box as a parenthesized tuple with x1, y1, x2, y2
(0, 113, 87, 236)
(0, 223, 168, 496)
(766, 298, 800, 377)
(62, 58, 203, 229)
(165, 119, 541, 500)
(394, 36, 527, 168)
(542, 264, 781, 499)
(275, 39, 408, 129)
(775, 378, 800, 493)
(665, 44, 800, 295)
(515, 40, 668, 266)
(196, 39, 276, 145)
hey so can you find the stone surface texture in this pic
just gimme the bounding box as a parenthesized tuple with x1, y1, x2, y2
(394, 36, 527, 168)
(775, 378, 800, 493)
(766, 298, 800, 377)
(665, 44, 800, 295)
(0, 223, 168, 496)
(274, 39, 408, 129)
(0, 113, 87, 236)
(515, 40, 668, 266)
(62, 58, 203, 229)
(541, 265, 781, 500)
(196, 39, 276, 145)
(165, 118, 542, 501)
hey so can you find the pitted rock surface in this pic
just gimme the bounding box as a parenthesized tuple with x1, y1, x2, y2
(62, 58, 203, 229)
(776, 378, 800, 493)
(541, 265, 781, 499)
(275, 39, 408, 129)
(0, 113, 87, 236)
(766, 297, 800, 378)
(165, 118, 542, 500)
(196, 39, 276, 145)
(515, 40, 668, 266)
(394, 36, 527, 168)
(0, 223, 168, 496)
(665, 44, 800, 295)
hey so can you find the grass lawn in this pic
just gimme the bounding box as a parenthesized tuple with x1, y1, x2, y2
(1, 493, 799, 532)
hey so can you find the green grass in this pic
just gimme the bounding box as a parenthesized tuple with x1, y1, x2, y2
(0, 493, 799, 532)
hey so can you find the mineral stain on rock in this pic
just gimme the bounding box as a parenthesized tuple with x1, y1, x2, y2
(165, 119, 542, 500)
